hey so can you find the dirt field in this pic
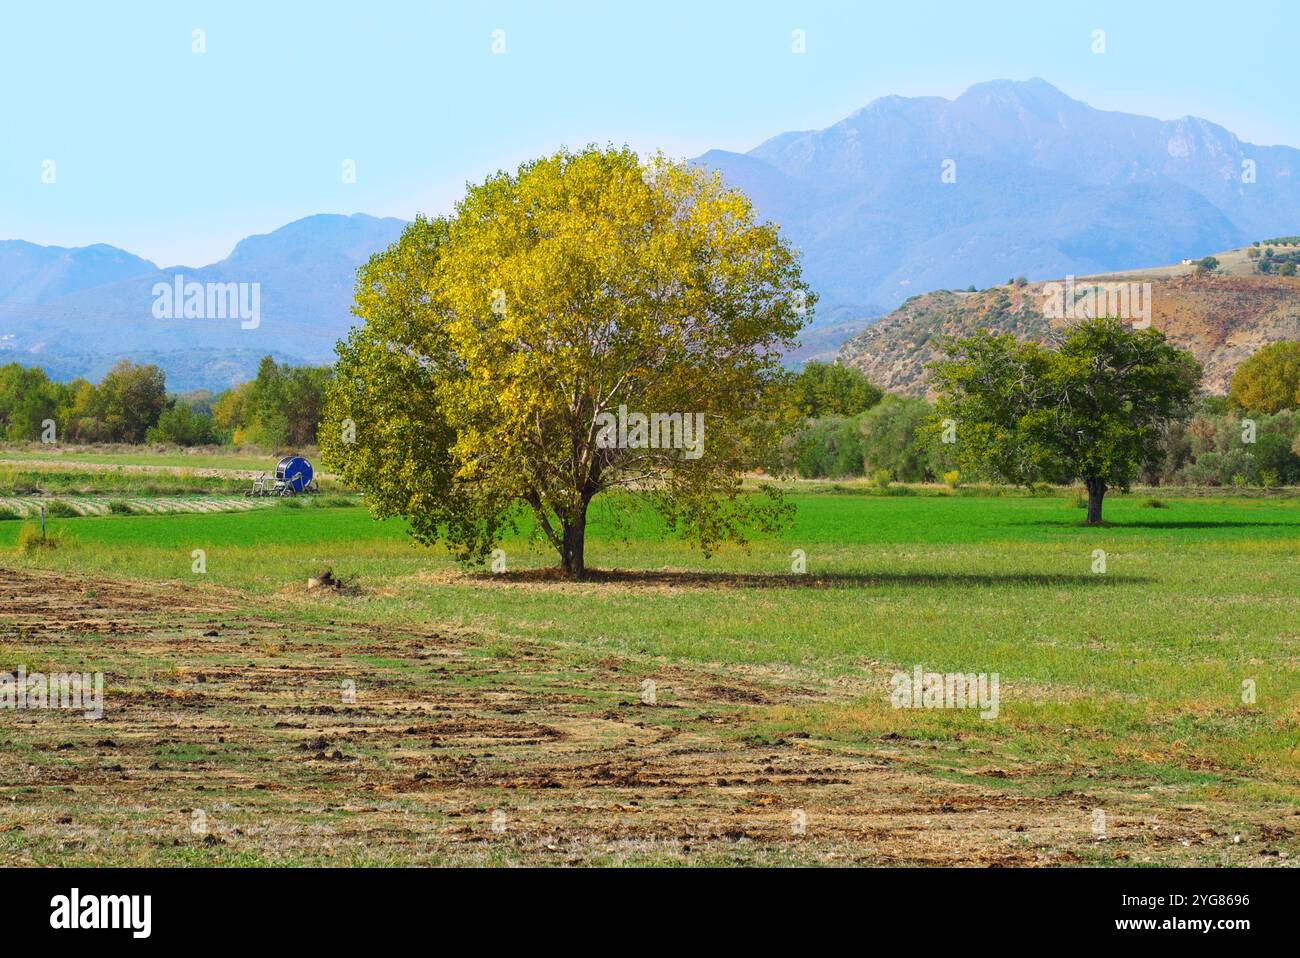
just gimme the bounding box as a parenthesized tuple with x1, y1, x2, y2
(0, 566, 1294, 866)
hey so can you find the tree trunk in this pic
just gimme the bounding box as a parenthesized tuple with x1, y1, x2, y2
(1085, 477, 1106, 526)
(560, 500, 588, 579)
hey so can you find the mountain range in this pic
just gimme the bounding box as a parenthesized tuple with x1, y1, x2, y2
(698, 78, 1300, 346)
(2, 78, 1297, 391)
(0, 214, 406, 391)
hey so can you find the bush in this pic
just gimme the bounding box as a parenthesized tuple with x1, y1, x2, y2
(1252, 432, 1300, 485)
(870, 467, 891, 489)
(108, 500, 136, 515)
(42, 499, 80, 518)
(943, 469, 961, 489)
(1140, 498, 1169, 509)
(0, 506, 20, 521)
(1185, 449, 1257, 486)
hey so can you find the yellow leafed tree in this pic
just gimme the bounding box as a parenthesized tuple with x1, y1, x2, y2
(322, 146, 811, 577)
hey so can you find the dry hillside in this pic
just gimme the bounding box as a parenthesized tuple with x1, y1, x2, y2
(838, 271, 1300, 397)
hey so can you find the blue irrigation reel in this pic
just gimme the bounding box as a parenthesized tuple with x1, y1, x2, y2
(246, 455, 319, 497)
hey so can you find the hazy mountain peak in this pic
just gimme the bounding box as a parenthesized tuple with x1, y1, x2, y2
(958, 77, 1080, 107)
(699, 78, 1300, 337)
(202, 213, 409, 278)
(0, 240, 158, 305)
(0, 214, 409, 390)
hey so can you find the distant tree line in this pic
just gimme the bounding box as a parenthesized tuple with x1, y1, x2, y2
(0, 356, 330, 448)
(1247, 242, 1300, 275)
(1148, 404, 1300, 487)
(777, 363, 953, 482)
(6, 335, 1300, 493)
(783, 339, 1300, 491)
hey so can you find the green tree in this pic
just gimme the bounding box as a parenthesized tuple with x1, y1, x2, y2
(1229, 341, 1300, 414)
(221, 358, 331, 448)
(789, 417, 863, 478)
(211, 383, 252, 444)
(793, 362, 883, 418)
(0, 364, 66, 440)
(77, 361, 168, 443)
(322, 147, 809, 577)
(930, 318, 1200, 524)
(858, 395, 945, 482)
(146, 400, 216, 446)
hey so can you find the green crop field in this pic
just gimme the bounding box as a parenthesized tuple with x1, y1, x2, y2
(0, 448, 276, 472)
(2, 487, 1297, 866)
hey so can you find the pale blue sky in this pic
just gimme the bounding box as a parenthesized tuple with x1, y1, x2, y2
(2, 0, 1294, 266)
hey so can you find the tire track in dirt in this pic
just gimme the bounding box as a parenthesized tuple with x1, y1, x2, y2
(0, 565, 1278, 866)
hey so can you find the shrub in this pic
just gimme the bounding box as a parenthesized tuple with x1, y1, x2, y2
(0, 506, 20, 521)
(108, 500, 136, 514)
(1140, 498, 1169, 509)
(870, 468, 891, 489)
(1185, 449, 1257, 486)
(42, 499, 80, 518)
(1252, 432, 1300, 485)
(943, 469, 961, 489)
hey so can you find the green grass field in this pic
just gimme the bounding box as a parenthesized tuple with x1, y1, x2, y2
(3, 486, 1297, 865)
(9, 492, 1300, 780)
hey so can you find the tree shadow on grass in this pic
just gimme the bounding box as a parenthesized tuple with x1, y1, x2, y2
(1100, 519, 1300, 530)
(1014, 518, 1299, 531)
(465, 568, 1153, 589)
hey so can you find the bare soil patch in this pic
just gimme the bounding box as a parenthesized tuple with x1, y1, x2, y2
(0, 567, 1290, 866)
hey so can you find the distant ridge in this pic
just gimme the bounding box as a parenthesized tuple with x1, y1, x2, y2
(838, 254, 1300, 398)
(5, 80, 1299, 389)
(697, 78, 1300, 350)
(0, 213, 407, 391)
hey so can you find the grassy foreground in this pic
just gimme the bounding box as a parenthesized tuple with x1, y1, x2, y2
(1, 489, 1297, 865)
